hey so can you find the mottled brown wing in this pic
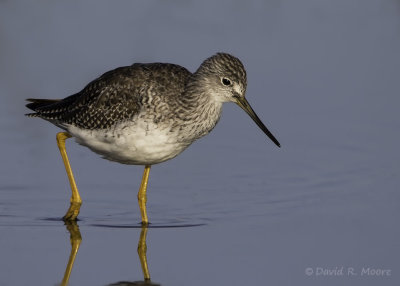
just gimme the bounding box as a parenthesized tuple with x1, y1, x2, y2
(26, 63, 191, 130)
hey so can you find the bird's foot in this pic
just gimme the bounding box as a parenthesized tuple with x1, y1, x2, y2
(62, 202, 82, 221)
(141, 221, 150, 227)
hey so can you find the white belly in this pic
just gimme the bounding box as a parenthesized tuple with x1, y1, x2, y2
(66, 120, 190, 165)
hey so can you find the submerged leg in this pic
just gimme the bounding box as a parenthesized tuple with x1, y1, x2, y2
(137, 226, 151, 281)
(61, 221, 82, 286)
(56, 132, 82, 221)
(137, 165, 151, 225)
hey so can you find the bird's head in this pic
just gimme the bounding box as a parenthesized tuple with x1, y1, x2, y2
(196, 53, 247, 103)
(196, 53, 281, 147)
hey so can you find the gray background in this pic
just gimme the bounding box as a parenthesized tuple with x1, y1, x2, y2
(0, 1, 399, 285)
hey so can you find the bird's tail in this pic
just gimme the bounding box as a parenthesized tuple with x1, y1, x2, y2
(25, 98, 61, 117)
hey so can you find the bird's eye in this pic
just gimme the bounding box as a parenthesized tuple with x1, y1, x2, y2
(221, 78, 232, 86)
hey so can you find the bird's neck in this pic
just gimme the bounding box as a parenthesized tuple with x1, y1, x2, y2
(175, 79, 223, 141)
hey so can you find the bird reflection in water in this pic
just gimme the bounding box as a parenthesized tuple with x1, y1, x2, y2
(60, 222, 159, 286)
(61, 222, 81, 286)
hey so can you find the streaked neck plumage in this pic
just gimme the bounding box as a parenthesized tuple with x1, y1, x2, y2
(173, 71, 223, 142)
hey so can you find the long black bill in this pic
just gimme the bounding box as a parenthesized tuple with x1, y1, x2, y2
(235, 97, 281, 147)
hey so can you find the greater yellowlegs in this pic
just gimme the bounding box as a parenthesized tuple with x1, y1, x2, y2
(26, 53, 280, 224)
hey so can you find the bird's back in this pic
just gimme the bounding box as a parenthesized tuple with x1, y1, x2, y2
(26, 63, 192, 130)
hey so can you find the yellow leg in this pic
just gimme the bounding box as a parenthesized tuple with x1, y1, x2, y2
(137, 165, 151, 225)
(61, 221, 82, 286)
(56, 132, 82, 221)
(137, 226, 151, 281)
